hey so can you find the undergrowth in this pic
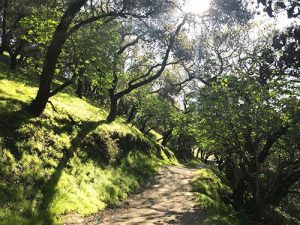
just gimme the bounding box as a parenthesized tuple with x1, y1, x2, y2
(192, 167, 250, 225)
(0, 62, 178, 225)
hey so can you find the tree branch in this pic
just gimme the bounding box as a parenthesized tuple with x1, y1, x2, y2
(258, 126, 289, 163)
(180, 63, 210, 86)
(117, 34, 144, 55)
(49, 73, 79, 97)
(114, 17, 186, 99)
(128, 61, 180, 87)
(68, 11, 150, 36)
(68, 13, 118, 36)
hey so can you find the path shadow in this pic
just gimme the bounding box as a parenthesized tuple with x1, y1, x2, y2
(89, 166, 208, 225)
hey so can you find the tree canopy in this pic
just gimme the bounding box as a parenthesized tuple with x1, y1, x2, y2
(0, 0, 299, 224)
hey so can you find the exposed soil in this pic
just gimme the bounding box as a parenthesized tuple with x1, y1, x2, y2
(62, 165, 208, 225)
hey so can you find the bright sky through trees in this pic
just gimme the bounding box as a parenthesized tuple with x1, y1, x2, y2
(184, 0, 211, 14)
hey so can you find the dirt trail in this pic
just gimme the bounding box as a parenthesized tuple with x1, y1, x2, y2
(63, 165, 207, 225)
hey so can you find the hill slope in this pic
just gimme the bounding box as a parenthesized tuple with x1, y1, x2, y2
(0, 62, 178, 225)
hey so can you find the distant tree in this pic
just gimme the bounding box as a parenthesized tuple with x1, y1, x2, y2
(170, 108, 198, 159)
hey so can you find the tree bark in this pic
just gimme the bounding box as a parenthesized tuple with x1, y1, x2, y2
(49, 80, 72, 97)
(127, 105, 136, 123)
(232, 179, 247, 210)
(106, 95, 118, 123)
(0, 0, 8, 54)
(9, 54, 17, 70)
(254, 146, 263, 220)
(162, 128, 173, 146)
(140, 118, 149, 133)
(76, 79, 83, 98)
(27, 0, 87, 116)
(196, 147, 200, 158)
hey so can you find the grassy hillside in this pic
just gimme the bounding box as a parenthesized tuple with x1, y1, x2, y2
(192, 167, 251, 225)
(0, 62, 178, 225)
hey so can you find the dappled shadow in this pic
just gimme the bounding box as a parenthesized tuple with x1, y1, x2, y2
(0, 96, 107, 224)
(69, 165, 208, 225)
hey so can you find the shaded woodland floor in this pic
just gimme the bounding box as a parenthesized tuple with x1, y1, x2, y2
(62, 165, 208, 225)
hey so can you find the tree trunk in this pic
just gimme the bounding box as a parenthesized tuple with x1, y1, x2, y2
(18, 54, 26, 64)
(253, 147, 263, 220)
(204, 154, 210, 163)
(0, 0, 8, 55)
(232, 180, 247, 210)
(106, 95, 118, 123)
(140, 118, 149, 133)
(127, 105, 136, 123)
(162, 129, 173, 146)
(196, 147, 200, 158)
(9, 38, 26, 70)
(9, 54, 17, 70)
(200, 147, 205, 160)
(27, 0, 87, 116)
(76, 79, 83, 98)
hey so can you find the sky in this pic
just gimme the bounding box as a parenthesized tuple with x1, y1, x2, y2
(183, 0, 299, 30)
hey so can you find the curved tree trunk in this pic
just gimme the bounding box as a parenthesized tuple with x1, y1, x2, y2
(28, 0, 87, 116)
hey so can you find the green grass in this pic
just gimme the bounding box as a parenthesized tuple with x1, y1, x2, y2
(0, 62, 178, 225)
(192, 167, 250, 225)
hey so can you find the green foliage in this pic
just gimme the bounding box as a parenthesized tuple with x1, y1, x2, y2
(59, 21, 121, 96)
(193, 168, 231, 209)
(193, 167, 250, 225)
(137, 94, 178, 129)
(196, 74, 300, 222)
(0, 62, 178, 224)
(20, 10, 60, 46)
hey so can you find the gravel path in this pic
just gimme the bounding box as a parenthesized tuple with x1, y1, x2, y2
(63, 165, 207, 225)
